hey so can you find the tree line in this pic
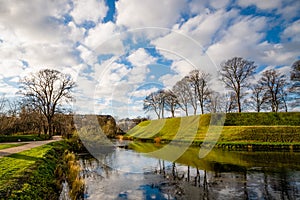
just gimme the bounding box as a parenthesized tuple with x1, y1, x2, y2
(144, 57, 300, 119)
(0, 58, 299, 135)
(0, 69, 75, 137)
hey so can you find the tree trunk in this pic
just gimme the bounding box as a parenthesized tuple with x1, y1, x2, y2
(284, 102, 288, 112)
(161, 102, 165, 119)
(187, 166, 190, 182)
(172, 163, 176, 180)
(155, 110, 160, 119)
(44, 125, 48, 135)
(185, 108, 189, 116)
(272, 101, 277, 112)
(47, 118, 52, 138)
(237, 93, 241, 113)
(200, 104, 204, 114)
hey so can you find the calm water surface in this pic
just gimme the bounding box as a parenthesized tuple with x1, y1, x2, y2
(79, 142, 300, 200)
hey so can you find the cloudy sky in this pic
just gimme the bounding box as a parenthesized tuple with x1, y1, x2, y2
(0, 0, 299, 118)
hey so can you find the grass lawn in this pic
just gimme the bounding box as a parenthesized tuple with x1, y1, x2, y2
(0, 142, 56, 194)
(0, 141, 70, 199)
(0, 143, 27, 150)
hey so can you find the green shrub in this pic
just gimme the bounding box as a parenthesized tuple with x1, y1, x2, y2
(0, 134, 50, 143)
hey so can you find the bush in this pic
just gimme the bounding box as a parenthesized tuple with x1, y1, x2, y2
(0, 134, 50, 142)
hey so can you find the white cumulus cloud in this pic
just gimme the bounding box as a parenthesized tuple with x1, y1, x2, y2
(115, 0, 187, 28)
(70, 0, 108, 25)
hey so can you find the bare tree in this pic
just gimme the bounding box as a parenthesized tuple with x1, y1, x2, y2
(0, 95, 8, 134)
(258, 69, 287, 112)
(53, 113, 74, 138)
(291, 60, 300, 88)
(290, 60, 300, 107)
(249, 84, 267, 112)
(0, 95, 7, 116)
(207, 91, 221, 113)
(189, 70, 211, 114)
(20, 69, 75, 136)
(220, 57, 257, 112)
(164, 89, 179, 117)
(158, 90, 167, 118)
(172, 77, 195, 116)
(223, 92, 237, 113)
(144, 90, 164, 119)
(279, 87, 289, 112)
(18, 104, 45, 135)
(8, 99, 20, 117)
(0, 96, 20, 135)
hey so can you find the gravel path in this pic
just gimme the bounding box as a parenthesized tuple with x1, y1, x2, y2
(0, 136, 62, 158)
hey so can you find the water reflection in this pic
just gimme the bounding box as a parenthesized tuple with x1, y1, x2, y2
(80, 143, 300, 199)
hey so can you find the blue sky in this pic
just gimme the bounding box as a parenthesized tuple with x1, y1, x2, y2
(0, 0, 299, 118)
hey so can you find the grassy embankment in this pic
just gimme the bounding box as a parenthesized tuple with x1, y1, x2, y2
(126, 112, 300, 150)
(0, 138, 84, 200)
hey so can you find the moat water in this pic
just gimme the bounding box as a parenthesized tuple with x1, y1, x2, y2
(78, 142, 300, 199)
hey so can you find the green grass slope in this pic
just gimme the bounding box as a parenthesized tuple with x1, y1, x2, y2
(126, 112, 300, 147)
(0, 141, 69, 199)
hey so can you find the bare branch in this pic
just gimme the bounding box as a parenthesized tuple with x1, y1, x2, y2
(220, 57, 257, 112)
(19, 69, 75, 136)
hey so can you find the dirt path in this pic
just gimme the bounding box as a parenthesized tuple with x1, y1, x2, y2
(0, 136, 62, 158)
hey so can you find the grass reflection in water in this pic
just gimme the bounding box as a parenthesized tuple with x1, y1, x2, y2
(80, 142, 300, 199)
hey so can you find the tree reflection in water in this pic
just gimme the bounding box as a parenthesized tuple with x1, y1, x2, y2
(153, 159, 300, 199)
(79, 145, 300, 199)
